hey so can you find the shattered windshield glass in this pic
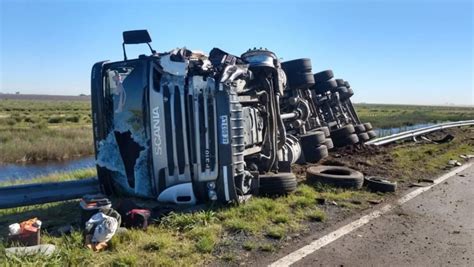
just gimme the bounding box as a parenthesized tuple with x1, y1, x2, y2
(96, 61, 153, 198)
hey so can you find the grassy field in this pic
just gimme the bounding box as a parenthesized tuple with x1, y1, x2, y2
(355, 103, 474, 129)
(0, 99, 93, 163)
(1, 97, 472, 163)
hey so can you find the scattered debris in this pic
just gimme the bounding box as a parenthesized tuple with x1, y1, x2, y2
(368, 199, 383, 205)
(84, 209, 120, 252)
(420, 134, 454, 144)
(5, 244, 56, 257)
(7, 218, 42, 246)
(364, 177, 397, 192)
(409, 182, 432, 187)
(123, 209, 151, 230)
(447, 160, 462, 167)
(460, 154, 474, 159)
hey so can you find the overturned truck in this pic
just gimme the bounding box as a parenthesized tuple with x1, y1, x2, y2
(91, 30, 375, 205)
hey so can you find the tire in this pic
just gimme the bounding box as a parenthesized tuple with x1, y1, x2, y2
(333, 133, 359, 147)
(335, 79, 345, 87)
(344, 81, 351, 88)
(313, 70, 334, 82)
(330, 124, 355, 139)
(303, 144, 328, 163)
(306, 165, 364, 189)
(286, 72, 315, 89)
(323, 138, 334, 150)
(357, 132, 370, 143)
(354, 124, 366, 134)
(314, 126, 330, 137)
(363, 122, 373, 131)
(281, 58, 312, 73)
(313, 80, 337, 94)
(259, 172, 297, 196)
(364, 177, 397, 192)
(300, 131, 326, 146)
(341, 88, 354, 100)
(367, 130, 377, 139)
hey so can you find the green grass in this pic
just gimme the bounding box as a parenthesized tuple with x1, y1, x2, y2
(0, 99, 92, 163)
(0, 182, 379, 265)
(390, 137, 474, 180)
(355, 103, 474, 129)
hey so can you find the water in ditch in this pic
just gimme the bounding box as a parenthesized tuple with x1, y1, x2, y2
(374, 122, 437, 137)
(0, 156, 95, 182)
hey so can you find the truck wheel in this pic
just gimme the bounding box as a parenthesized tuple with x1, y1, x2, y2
(287, 72, 315, 89)
(300, 131, 326, 146)
(364, 177, 397, 192)
(354, 124, 366, 134)
(357, 132, 370, 143)
(314, 126, 330, 137)
(330, 124, 355, 139)
(306, 165, 364, 189)
(335, 79, 345, 87)
(313, 80, 337, 95)
(259, 172, 297, 196)
(323, 138, 334, 150)
(363, 122, 373, 131)
(303, 144, 328, 163)
(281, 58, 312, 73)
(367, 130, 377, 139)
(313, 70, 334, 82)
(333, 133, 359, 147)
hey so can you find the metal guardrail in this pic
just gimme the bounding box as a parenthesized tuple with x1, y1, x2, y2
(0, 178, 100, 209)
(366, 120, 474, 146)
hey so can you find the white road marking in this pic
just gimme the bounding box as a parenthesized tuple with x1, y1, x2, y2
(269, 162, 473, 267)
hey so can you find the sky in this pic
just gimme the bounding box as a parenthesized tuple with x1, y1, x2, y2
(0, 0, 472, 105)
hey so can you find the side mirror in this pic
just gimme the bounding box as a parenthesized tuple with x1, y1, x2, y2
(123, 30, 152, 44)
(122, 30, 155, 60)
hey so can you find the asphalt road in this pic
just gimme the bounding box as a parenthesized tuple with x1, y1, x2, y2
(290, 164, 474, 266)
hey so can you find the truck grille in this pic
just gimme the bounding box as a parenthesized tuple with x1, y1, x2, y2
(150, 74, 219, 194)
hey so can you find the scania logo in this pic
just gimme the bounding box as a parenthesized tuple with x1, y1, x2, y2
(152, 106, 163, 155)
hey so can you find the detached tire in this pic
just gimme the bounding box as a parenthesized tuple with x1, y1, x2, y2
(357, 132, 370, 143)
(363, 122, 373, 131)
(364, 177, 397, 192)
(367, 130, 377, 139)
(307, 165, 364, 189)
(259, 172, 297, 196)
(330, 124, 355, 139)
(344, 81, 351, 88)
(313, 70, 334, 82)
